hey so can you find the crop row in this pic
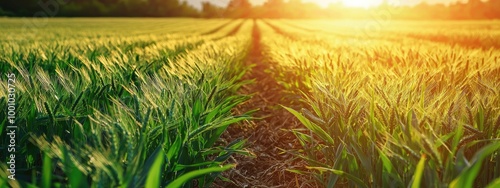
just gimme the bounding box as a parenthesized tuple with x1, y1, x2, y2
(0, 19, 253, 187)
(259, 20, 500, 187)
(278, 20, 500, 49)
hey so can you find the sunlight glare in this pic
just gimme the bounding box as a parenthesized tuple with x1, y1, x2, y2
(310, 0, 384, 8)
(342, 0, 383, 8)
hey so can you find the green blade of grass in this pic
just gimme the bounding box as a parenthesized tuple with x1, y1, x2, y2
(450, 142, 500, 188)
(306, 166, 368, 188)
(411, 155, 426, 188)
(283, 106, 335, 145)
(486, 177, 500, 188)
(41, 152, 52, 188)
(166, 164, 235, 188)
(145, 148, 165, 188)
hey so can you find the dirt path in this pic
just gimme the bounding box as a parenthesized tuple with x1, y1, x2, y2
(215, 20, 308, 188)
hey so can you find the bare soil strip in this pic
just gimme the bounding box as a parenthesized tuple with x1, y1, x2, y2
(214, 20, 308, 188)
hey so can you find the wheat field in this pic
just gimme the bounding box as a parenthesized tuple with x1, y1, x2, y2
(1, 18, 499, 188)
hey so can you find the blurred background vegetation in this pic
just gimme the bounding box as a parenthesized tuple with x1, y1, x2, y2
(1, 0, 500, 19)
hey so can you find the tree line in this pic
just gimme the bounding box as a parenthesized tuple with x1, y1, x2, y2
(1, 0, 500, 19)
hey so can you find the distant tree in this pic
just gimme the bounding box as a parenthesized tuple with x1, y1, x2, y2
(226, 0, 252, 18)
(468, 0, 487, 19)
(146, 0, 178, 16)
(0, 0, 499, 19)
(98, 0, 120, 4)
(0, 7, 14, 16)
(0, 0, 39, 16)
(262, 0, 284, 18)
(484, 0, 500, 19)
(287, 0, 306, 18)
(265, 0, 284, 7)
(202, 2, 224, 18)
(178, 1, 200, 17)
(298, 2, 323, 18)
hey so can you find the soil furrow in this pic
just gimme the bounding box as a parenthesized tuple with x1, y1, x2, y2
(214, 19, 307, 188)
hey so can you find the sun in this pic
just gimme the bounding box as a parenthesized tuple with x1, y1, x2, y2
(310, 0, 383, 8)
(341, 0, 383, 8)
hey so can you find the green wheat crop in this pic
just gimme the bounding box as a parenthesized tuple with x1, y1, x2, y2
(0, 18, 253, 188)
(260, 19, 500, 188)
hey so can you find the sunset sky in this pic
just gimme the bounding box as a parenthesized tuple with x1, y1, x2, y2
(186, 0, 461, 9)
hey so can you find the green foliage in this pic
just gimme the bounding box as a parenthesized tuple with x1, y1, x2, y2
(450, 143, 500, 188)
(166, 164, 235, 188)
(260, 20, 500, 187)
(411, 155, 426, 188)
(41, 152, 52, 188)
(0, 18, 255, 187)
(0, 0, 200, 17)
(145, 148, 164, 188)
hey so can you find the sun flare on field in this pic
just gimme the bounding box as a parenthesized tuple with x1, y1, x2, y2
(311, 0, 383, 8)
